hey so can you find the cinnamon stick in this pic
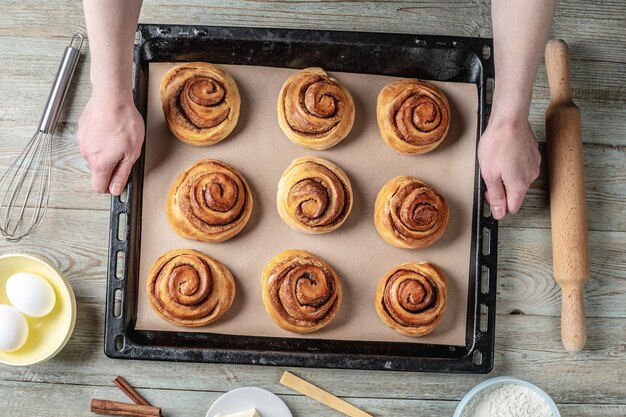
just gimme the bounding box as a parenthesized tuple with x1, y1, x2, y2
(90, 399, 161, 417)
(113, 376, 151, 406)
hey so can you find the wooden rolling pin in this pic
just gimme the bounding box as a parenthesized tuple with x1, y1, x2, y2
(544, 39, 589, 352)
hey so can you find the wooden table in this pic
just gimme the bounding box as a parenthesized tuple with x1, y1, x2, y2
(1, 1, 624, 416)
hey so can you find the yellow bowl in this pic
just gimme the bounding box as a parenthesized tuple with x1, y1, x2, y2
(0, 253, 76, 366)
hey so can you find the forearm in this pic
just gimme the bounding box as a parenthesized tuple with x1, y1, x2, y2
(83, 0, 142, 103)
(491, 0, 556, 122)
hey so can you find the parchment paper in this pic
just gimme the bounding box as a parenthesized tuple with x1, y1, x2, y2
(136, 63, 478, 346)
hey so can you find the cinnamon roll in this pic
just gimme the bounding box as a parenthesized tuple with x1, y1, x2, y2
(160, 62, 240, 146)
(377, 79, 450, 154)
(375, 262, 447, 337)
(262, 249, 342, 333)
(147, 249, 236, 327)
(277, 156, 353, 234)
(277, 67, 355, 150)
(374, 176, 449, 249)
(167, 159, 253, 242)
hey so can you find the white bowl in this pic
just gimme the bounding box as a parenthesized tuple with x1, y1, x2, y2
(454, 376, 560, 417)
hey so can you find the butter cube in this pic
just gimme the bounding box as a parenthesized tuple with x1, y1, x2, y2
(215, 409, 261, 417)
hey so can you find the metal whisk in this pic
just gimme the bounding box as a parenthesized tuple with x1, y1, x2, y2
(0, 34, 82, 242)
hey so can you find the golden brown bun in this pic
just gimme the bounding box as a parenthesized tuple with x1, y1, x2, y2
(374, 176, 449, 249)
(146, 249, 236, 327)
(160, 62, 240, 146)
(167, 159, 253, 242)
(377, 79, 450, 154)
(262, 249, 342, 333)
(277, 67, 355, 150)
(277, 156, 353, 234)
(375, 262, 447, 337)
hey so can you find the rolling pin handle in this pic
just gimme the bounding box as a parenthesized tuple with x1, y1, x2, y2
(545, 39, 572, 103)
(561, 283, 587, 352)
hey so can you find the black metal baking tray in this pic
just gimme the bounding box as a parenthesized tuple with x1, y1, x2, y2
(105, 24, 498, 373)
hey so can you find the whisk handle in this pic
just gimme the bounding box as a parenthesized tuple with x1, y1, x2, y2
(38, 34, 83, 134)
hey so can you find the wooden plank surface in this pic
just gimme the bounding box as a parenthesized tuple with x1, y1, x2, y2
(0, 308, 624, 404)
(0, 0, 624, 416)
(0, 1, 625, 146)
(3, 381, 626, 417)
(1, 209, 625, 410)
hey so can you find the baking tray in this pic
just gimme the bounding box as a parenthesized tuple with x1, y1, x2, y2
(104, 24, 498, 373)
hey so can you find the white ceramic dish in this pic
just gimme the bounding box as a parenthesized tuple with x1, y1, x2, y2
(206, 387, 292, 417)
(454, 376, 560, 417)
(0, 253, 76, 366)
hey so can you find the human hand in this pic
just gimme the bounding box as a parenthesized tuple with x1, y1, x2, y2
(77, 94, 144, 195)
(477, 116, 541, 220)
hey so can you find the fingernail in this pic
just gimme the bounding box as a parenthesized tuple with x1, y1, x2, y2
(112, 183, 122, 195)
(492, 206, 504, 219)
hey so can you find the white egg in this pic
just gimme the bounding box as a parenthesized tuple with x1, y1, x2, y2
(6, 272, 56, 317)
(0, 304, 29, 352)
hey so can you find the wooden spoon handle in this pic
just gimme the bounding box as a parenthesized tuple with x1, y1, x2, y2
(280, 371, 373, 417)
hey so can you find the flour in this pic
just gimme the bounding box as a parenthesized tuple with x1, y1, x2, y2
(461, 383, 554, 417)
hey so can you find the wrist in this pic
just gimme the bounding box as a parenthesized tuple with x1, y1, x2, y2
(90, 67, 134, 105)
(89, 90, 137, 117)
(90, 83, 134, 108)
(490, 88, 531, 124)
(490, 100, 530, 127)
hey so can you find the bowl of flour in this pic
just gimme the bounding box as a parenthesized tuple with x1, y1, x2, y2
(454, 376, 560, 417)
